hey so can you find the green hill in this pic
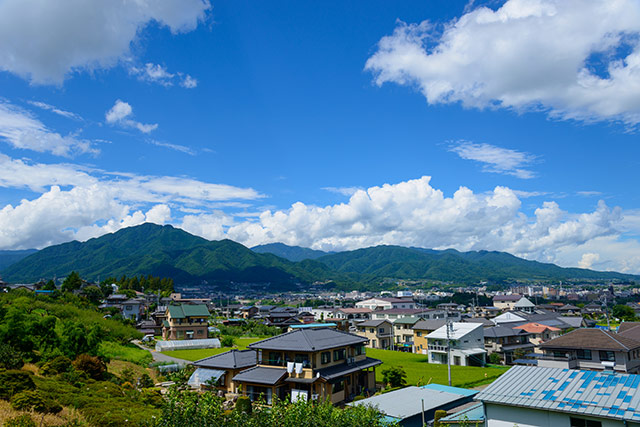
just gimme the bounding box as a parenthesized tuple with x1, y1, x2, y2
(0, 249, 38, 271)
(251, 242, 331, 261)
(1, 224, 336, 287)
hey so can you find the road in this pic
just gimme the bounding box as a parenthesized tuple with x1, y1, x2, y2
(132, 340, 191, 366)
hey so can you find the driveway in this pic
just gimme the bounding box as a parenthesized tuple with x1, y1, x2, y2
(132, 340, 190, 366)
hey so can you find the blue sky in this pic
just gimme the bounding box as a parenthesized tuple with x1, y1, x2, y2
(1, 0, 640, 273)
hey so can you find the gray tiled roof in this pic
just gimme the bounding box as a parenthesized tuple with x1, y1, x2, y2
(413, 319, 447, 331)
(484, 326, 530, 338)
(540, 328, 640, 351)
(231, 366, 287, 385)
(249, 328, 367, 352)
(317, 357, 382, 381)
(476, 365, 640, 422)
(192, 349, 257, 370)
(357, 319, 390, 328)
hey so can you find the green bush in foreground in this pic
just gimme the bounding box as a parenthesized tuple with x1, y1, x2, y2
(3, 414, 37, 427)
(0, 370, 36, 399)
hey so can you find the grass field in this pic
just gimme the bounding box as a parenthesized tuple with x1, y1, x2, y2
(160, 337, 262, 361)
(366, 348, 507, 388)
(98, 341, 153, 366)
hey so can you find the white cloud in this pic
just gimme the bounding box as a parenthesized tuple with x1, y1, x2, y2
(0, 101, 97, 157)
(578, 252, 600, 269)
(0, 0, 210, 84)
(322, 186, 362, 197)
(450, 141, 537, 178)
(577, 191, 603, 197)
(180, 74, 198, 89)
(512, 190, 549, 198)
(105, 100, 158, 134)
(365, 0, 640, 126)
(148, 140, 195, 155)
(27, 101, 82, 120)
(129, 63, 175, 87)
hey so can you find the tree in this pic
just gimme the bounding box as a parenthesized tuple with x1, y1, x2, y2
(82, 285, 103, 304)
(42, 279, 56, 291)
(72, 354, 106, 380)
(382, 366, 407, 388)
(488, 352, 502, 365)
(613, 305, 637, 322)
(61, 271, 83, 293)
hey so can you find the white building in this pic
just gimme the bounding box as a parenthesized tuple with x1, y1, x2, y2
(355, 297, 415, 311)
(426, 322, 486, 367)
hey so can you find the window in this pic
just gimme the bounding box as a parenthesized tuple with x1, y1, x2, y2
(333, 348, 346, 361)
(332, 380, 344, 393)
(370, 328, 375, 333)
(599, 351, 615, 362)
(416, 332, 422, 337)
(570, 417, 602, 427)
(576, 349, 592, 360)
(378, 328, 385, 333)
(294, 354, 310, 367)
(267, 352, 284, 366)
(355, 345, 365, 356)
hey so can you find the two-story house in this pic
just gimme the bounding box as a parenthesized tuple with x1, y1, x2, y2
(355, 319, 393, 349)
(539, 328, 640, 373)
(162, 303, 210, 340)
(232, 328, 382, 405)
(413, 319, 447, 355)
(492, 295, 522, 311)
(190, 349, 257, 392)
(512, 322, 561, 350)
(392, 316, 420, 352)
(355, 297, 415, 311)
(426, 322, 486, 367)
(483, 325, 533, 364)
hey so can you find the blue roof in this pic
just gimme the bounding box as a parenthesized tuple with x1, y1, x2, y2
(476, 366, 640, 422)
(289, 323, 337, 329)
(421, 383, 478, 397)
(440, 403, 485, 422)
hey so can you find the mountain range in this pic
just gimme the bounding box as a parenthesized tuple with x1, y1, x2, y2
(1, 223, 638, 288)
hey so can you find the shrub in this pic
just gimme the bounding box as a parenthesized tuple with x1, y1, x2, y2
(221, 335, 235, 347)
(488, 353, 502, 365)
(10, 390, 62, 414)
(3, 414, 37, 427)
(72, 354, 106, 380)
(434, 409, 448, 427)
(382, 366, 407, 388)
(41, 355, 72, 376)
(0, 343, 25, 370)
(234, 396, 252, 414)
(0, 370, 36, 399)
(139, 373, 154, 389)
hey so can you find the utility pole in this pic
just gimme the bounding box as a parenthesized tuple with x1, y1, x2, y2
(446, 310, 452, 386)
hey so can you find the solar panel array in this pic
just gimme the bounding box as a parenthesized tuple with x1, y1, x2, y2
(476, 366, 640, 421)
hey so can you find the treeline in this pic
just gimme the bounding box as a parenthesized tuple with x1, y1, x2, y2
(101, 274, 174, 293)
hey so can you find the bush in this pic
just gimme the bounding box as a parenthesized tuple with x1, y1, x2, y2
(0, 370, 36, 399)
(0, 343, 25, 370)
(221, 336, 235, 347)
(234, 396, 252, 414)
(489, 353, 502, 365)
(73, 354, 106, 380)
(139, 373, 154, 389)
(3, 414, 37, 427)
(41, 355, 73, 376)
(10, 390, 62, 414)
(382, 366, 407, 388)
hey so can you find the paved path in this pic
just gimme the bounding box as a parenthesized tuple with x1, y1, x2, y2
(132, 340, 190, 366)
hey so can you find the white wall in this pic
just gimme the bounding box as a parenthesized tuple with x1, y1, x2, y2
(485, 403, 634, 427)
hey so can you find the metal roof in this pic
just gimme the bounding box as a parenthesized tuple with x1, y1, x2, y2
(192, 349, 256, 370)
(167, 304, 210, 319)
(427, 322, 483, 340)
(421, 383, 479, 397)
(249, 328, 367, 352)
(475, 365, 640, 422)
(413, 319, 447, 331)
(188, 368, 225, 388)
(440, 402, 485, 423)
(231, 366, 287, 386)
(484, 325, 530, 338)
(393, 316, 421, 325)
(348, 386, 473, 420)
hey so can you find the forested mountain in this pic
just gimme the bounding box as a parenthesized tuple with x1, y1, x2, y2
(2, 224, 638, 287)
(0, 249, 38, 271)
(251, 243, 331, 261)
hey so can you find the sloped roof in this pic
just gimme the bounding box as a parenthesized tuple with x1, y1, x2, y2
(413, 319, 447, 331)
(168, 304, 210, 319)
(513, 322, 560, 334)
(357, 319, 391, 328)
(317, 357, 381, 381)
(618, 323, 640, 342)
(618, 322, 640, 334)
(249, 328, 367, 352)
(476, 365, 640, 422)
(540, 328, 640, 351)
(231, 366, 287, 385)
(426, 322, 483, 340)
(514, 297, 535, 308)
(493, 295, 522, 302)
(485, 325, 530, 338)
(393, 316, 421, 325)
(193, 349, 256, 370)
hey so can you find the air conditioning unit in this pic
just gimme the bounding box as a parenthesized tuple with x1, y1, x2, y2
(347, 357, 355, 364)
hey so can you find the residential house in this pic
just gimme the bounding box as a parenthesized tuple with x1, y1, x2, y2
(483, 326, 533, 364)
(492, 295, 522, 311)
(413, 319, 447, 355)
(233, 328, 382, 405)
(311, 306, 336, 321)
(355, 319, 393, 350)
(512, 297, 535, 313)
(332, 307, 372, 320)
(539, 328, 640, 373)
(355, 297, 415, 311)
(618, 322, 640, 340)
(372, 308, 459, 322)
(162, 304, 210, 340)
(512, 322, 561, 351)
(189, 349, 257, 392)
(349, 384, 478, 427)
(426, 322, 486, 367)
(121, 298, 145, 321)
(558, 304, 581, 315)
(476, 365, 640, 427)
(239, 305, 259, 319)
(392, 316, 420, 352)
(583, 302, 604, 315)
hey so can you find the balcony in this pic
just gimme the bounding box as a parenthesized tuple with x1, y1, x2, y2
(428, 344, 449, 352)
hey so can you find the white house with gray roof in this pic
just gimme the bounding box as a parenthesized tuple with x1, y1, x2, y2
(427, 322, 486, 367)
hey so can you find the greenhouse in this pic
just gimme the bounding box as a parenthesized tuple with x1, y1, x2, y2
(155, 338, 221, 352)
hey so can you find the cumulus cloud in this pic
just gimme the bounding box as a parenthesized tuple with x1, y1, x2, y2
(0, 101, 97, 156)
(105, 100, 158, 134)
(0, 0, 210, 84)
(180, 75, 198, 89)
(578, 252, 600, 269)
(450, 141, 537, 178)
(365, 0, 640, 126)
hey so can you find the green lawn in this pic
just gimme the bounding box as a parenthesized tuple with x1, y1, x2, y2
(161, 337, 262, 361)
(366, 348, 508, 388)
(98, 341, 153, 366)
